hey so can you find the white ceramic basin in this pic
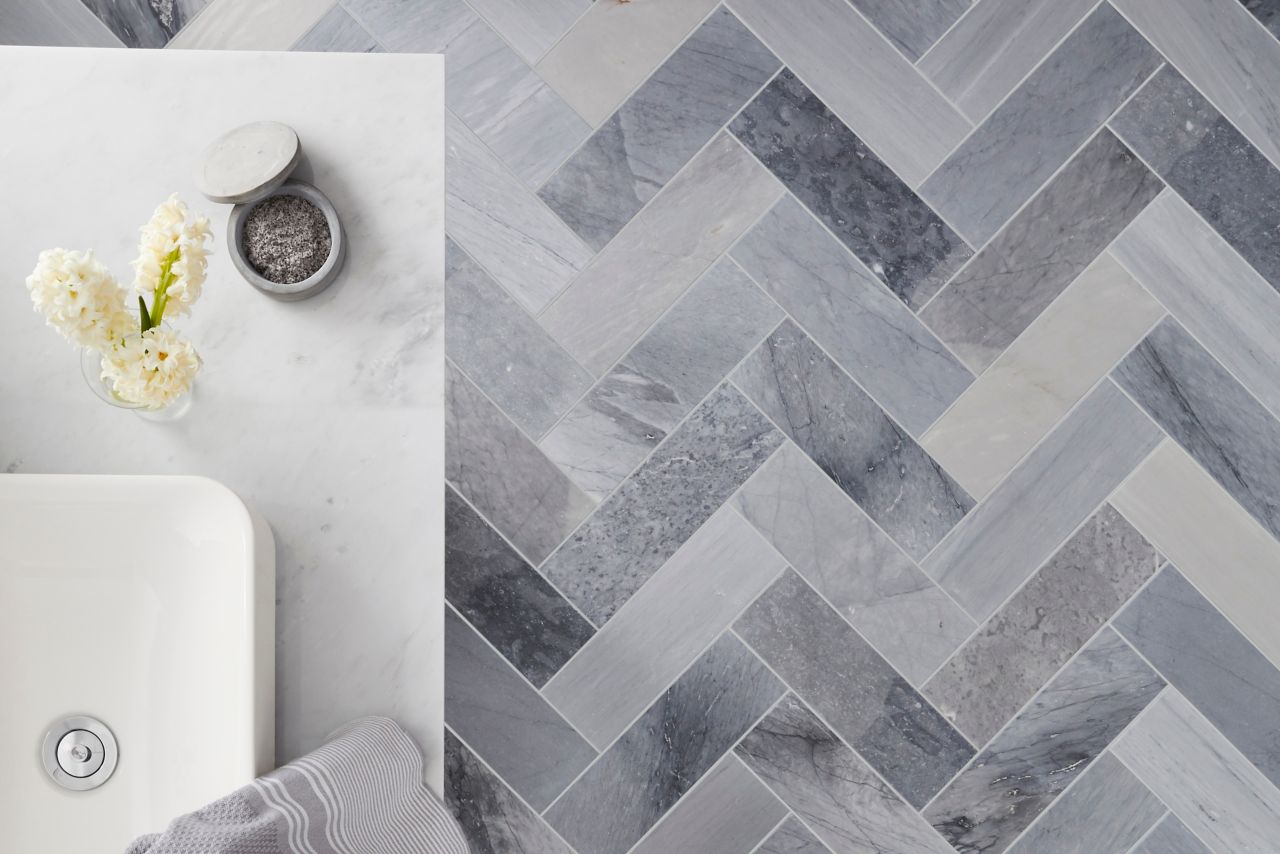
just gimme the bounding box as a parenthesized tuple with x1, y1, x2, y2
(0, 474, 274, 853)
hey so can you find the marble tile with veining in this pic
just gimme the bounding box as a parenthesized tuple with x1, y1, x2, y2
(733, 320, 974, 561)
(924, 628, 1165, 854)
(540, 383, 783, 625)
(444, 608, 596, 811)
(1242, 0, 1280, 37)
(1113, 318, 1280, 543)
(727, 0, 970, 186)
(736, 694, 953, 854)
(0, 0, 122, 47)
(733, 443, 974, 686)
(921, 129, 1163, 374)
(1114, 566, 1280, 788)
(445, 362, 595, 565)
(756, 816, 830, 854)
(920, 3, 1161, 246)
(165, 0, 331, 50)
(731, 72, 972, 311)
(735, 570, 975, 808)
(730, 195, 973, 435)
(291, 4, 381, 51)
(923, 382, 1163, 622)
(444, 486, 594, 688)
(539, 132, 783, 376)
(1130, 814, 1213, 854)
(1109, 65, 1280, 294)
(849, 0, 971, 62)
(545, 634, 784, 854)
(539, 258, 782, 500)
(539, 7, 779, 251)
(78, 0, 206, 47)
(463, 0, 588, 64)
(925, 505, 1160, 745)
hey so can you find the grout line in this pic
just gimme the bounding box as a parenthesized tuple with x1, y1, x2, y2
(744, 811, 793, 854)
(525, 0, 600, 67)
(731, 755, 841, 853)
(912, 0, 981, 70)
(1108, 747, 1223, 854)
(1121, 810, 1171, 854)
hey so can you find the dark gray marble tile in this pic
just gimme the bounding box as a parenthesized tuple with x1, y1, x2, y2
(731, 196, 973, 435)
(1131, 815, 1213, 854)
(735, 570, 974, 808)
(540, 383, 783, 624)
(730, 69, 972, 310)
(923, 628, 1165, 854)
(732, 320, 974, 560)
(924, 505, 1161, 745)
(445, 486, 594, 687)
(850, 0, 971, 61)
(735, 694, 954, 854)
(756, 815, 830, 854)
(539, 7, 778, 250)
(444, 607, 596, 811)
(919, 3, 1161, 246)
(1242, 0, 1280, 37)
(78, 0, 206, 47)
(921, 129, 1163, 373)
(1113, 565, 1280, 789)
(292, 4, 382, 52)
(545, 634, 784, 854)
(1113, 318, 1280, 542)
(444, 729, 574, 854)
(1109, 65, 1280, 294)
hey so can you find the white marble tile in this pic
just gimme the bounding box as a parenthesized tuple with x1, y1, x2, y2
(465, 0, 589, 64)
(166, 0, 332, 49)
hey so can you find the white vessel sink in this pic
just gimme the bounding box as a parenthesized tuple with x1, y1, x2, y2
(0, 475, 274, 853)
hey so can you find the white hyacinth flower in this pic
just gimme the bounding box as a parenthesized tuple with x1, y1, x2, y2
(25, 248, 130, 350)
(132, 193, 213, 319)
(100, 327, 201, 410)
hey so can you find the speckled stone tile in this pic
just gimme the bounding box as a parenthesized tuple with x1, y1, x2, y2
(920, 3, 1160, 246)
(539, 259, 782, 500)
(736, 694, 954, 854)
(735, 570, 975, 808)
(734, 443, 975, 686)
(545, 634, 784, 854)
(924, 628, 1165, 854)
(731, 70, 972, 310)
(730, 196, 973, 434)
(539, 7, 779, 251)
(1131, 815, 1213, 854)
(446, 241, 592, 438)
(850, 0, 971, 61)
(292, 4, 381, 51)
(756, 815, 830, 854)
(1113, 318, 1280, 543)
(924, 505, 1161, 745)
(540, 383, 784, 624)
(1109, 65, 1280, 294)
(732, 320, 974, 560)
(78, 0, 206, 47)
(1114, 566, 1280, 788)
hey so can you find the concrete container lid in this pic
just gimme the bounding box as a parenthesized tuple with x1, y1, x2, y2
(194, 121, 302, 205)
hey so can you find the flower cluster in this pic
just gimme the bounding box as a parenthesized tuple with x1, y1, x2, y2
(132, 194, 213, 319)
(98, 327, 202, 410)
(25, 248, 130, 350)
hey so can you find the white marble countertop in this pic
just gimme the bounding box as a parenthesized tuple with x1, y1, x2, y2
(0, 47, 445, 788)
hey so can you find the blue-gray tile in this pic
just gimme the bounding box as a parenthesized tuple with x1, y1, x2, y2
(730, 69, 972, 310)
(919, 3, 1161, 246)
(1242, 0, 1280, 37)
(1131, 815, 1213, 854)
(77, 0, 206, 47)
(539, 7, 779, 250)
(850, 0, 971, 61)
(755, 815, 830, 854)
(732, 319, 974, 561)
(292, 4, 381, 51)
(0, 0, 123, 47)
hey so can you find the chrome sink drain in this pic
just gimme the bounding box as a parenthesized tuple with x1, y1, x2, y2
(41, 716, 118, 791)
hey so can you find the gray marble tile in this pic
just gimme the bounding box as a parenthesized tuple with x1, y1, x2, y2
(1242, 0, 1280, 37)
(445, 241, 591, 438)
(727, 0, 970, 186)
(539, 8, 779, 251)
(0, 0, 123, 47)
(1113, 318, 1280, 542)
(445, 361, 595, 565)
(731, 196, 973, 432)
(920, 3, 1161, 246)
(921, 128, 1163, 374)
(1109, 65, 1280, 293)
(735, 570, 975, 808)
(1131, 815, 1213, 854)
(445, 729, 575, 854)
(731, 72, 972, 311)
(1006, 752, 1165, 854)
(445, 113, 593, 315)
(543, 508, 785, 749)
(445, 486, 593, 688)
(923, 628, 1165, 854)
(630, 756, 787, 854)
(78, 0, 206, 47)
(734, 443, 975, 686)
(539, 131, 784, 376)
(736, 694, 954, 854)
(545, 634, 784, 854)
(922, 382, 1163, 622)
(539, 259, 782, 500)
(757, 816, 829, 854)
(1113, 690, 1280, 854)
(851, 0, 970, 61)
(918, 0, 1098, 121)
(541, 383, 783, 624)
(732, 320, 974, 561)
(444, 607, 596, 811)
(464, 0, 588, 64)
(924, 505, 1161, 745)
(292, 4, 380, 51)
(1114, 566, 1280, 789)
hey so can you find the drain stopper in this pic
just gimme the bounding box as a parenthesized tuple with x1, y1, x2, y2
(41, 716, 118, 791)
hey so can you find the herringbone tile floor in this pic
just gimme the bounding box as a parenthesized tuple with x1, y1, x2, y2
(9, 0, 1280, 851)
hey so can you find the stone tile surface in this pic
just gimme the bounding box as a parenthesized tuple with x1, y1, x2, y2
(78, 0, 206, 47)
(756, 816, 830, 854)
(0, 0, 122, 46)
(1130, 815, 1213, 854)
(463, 0, 587, 64)
(1242, 0, 1280, 37)
(293, 4, 380, 52)
(850, 0, 970, 61)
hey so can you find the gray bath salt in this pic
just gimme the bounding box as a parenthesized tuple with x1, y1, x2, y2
(243, 194, 332, 284)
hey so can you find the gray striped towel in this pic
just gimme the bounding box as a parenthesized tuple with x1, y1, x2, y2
(125, 717, 470, 853)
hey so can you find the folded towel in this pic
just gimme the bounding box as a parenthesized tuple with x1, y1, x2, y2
(125, 717, 470, 854)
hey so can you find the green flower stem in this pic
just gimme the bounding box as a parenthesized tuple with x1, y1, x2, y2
(144, 247, 182, 332)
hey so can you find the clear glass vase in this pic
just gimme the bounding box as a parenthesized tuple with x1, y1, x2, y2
(80, 345, 195, 421)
